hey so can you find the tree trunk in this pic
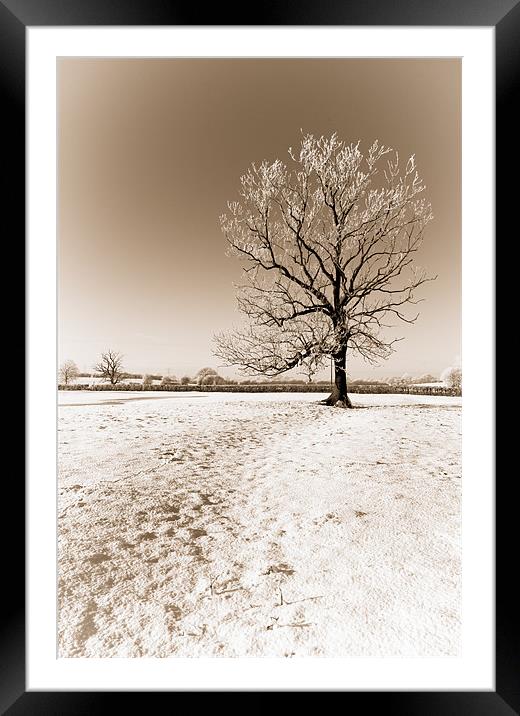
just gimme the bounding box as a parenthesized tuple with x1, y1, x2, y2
(324, 346, 352, 407)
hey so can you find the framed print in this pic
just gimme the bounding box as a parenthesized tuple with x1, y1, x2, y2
(6, 0, 508, 710)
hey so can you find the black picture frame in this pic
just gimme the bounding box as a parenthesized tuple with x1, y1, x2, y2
(6, 0, 507, 710)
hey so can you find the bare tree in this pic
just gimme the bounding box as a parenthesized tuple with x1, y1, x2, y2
(59, 359, 79, 385)
(195, 367, 219, 385)
(214, 133, 435, 406)
(414, 373, 437, 384)
(94, 350, 124, 385)
(441, 366, 462, 389)
(161, 375, 177, 386)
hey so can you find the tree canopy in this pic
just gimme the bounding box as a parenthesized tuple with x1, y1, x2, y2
(214, 133, 434, 405)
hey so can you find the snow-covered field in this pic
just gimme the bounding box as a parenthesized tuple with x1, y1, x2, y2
(58, 391, 461, 658)
(69, 376, 146, 386)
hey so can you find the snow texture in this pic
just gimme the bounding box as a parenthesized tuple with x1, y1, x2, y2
(58, 391, 461, 657)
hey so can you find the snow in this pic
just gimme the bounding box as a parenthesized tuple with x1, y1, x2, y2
(58, 391, 461, 657)
(69, 376, 144, 386)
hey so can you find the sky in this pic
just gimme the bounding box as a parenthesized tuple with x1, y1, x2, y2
(58, 58, 461, 380)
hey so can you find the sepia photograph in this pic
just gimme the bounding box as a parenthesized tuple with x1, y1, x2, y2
(57, 57, 462, 659)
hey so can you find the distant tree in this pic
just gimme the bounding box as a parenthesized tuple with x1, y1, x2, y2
(414, 373, 437, 384)
(441, 366, 462, 389)
(200, 374, 228, 386)
(200, 374, 217, 386)
(350, 378, 386, 386)
(161, 375, 177, 386)
(180, 376, 191, 385)
(195, 367, 219, 385)
(94, 350, 124, 385)
(142, 374, 153, 388)
(214, 132, 435, 407)
(59, 359, 79, 385)
(387, 376, 401, 385)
